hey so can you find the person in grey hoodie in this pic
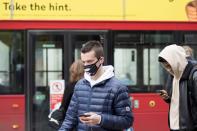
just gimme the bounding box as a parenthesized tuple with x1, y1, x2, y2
(158, 44, 197, 131)
(58, 40, 134, 131)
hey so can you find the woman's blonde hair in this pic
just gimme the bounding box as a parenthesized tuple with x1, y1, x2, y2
(69, 60, 84, 83)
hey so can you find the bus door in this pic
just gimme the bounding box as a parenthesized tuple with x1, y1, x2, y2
(27, 30, 108, 131)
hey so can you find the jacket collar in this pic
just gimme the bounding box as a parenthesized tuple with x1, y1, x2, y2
(82, 77, 112, 87)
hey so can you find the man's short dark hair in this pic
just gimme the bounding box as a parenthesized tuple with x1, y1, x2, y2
(81, 40, 104, 59)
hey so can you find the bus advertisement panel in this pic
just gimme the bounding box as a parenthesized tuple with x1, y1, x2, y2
(0, 0, 196, 21)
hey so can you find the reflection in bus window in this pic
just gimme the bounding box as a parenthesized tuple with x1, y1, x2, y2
(143, 48, 160, 85)
(0, 31, 24, 94)
(184, 33, 197, 43)
(0, 41, 9, 87)
(34, 35, 63, 89)
(184, 33, 197, 59)
(114, 48, 136, 86)
(113, 31, 197, 93)
(113, 31, 175, 93)
(35, 48, 63, 87)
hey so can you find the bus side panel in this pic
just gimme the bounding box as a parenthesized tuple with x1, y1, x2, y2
(130, 93, 169, 131)
(0, 95, 25, 131)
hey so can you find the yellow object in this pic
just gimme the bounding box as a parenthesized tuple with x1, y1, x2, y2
(0, 0, 194, 21)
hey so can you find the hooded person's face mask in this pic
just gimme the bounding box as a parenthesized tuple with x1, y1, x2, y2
(84, 58, 101, 76)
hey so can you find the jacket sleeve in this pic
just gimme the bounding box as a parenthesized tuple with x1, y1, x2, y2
(58, 91, 78, 131)
(60, 83, 74, 113)
(100, 85, 134, 130)
(164, 75, 172, 103)
(191, 71, 197, 103)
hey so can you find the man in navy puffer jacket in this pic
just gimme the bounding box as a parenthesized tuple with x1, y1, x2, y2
(59, 40, 134, 131)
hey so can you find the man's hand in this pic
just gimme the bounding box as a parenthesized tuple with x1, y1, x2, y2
(157, 90, 170, 100)
(79, 112, 101, 126)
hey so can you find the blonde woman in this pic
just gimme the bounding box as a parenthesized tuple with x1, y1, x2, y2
(49, 60, 84, 130)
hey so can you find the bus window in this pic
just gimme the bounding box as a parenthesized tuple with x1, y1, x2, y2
(143, 48, 167, 92)
(183, 32, 197, 58)
(114, 31, 197, 93)
(184, 32, 197, 44)
(114, 48, 137, 86)
(35, 48, 63, 87)
(0, 31, 24, 94)
(143, 48, 160, 85)
(114, 31, 176, 93)
(113, 32, 140, 92)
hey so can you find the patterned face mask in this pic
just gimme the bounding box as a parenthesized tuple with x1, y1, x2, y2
(84, 59, 101, 76)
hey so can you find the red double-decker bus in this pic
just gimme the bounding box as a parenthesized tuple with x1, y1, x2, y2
(0, 0, 197, 131)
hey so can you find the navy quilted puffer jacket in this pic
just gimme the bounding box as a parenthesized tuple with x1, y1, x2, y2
(59, 75, 134, 131)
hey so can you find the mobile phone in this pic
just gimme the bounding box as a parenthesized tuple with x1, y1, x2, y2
(79, 114, 91, 117)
